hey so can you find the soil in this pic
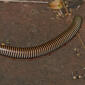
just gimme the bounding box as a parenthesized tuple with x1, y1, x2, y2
(0, 1, 85, 85)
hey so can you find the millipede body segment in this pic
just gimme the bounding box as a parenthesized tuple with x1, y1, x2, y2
(0, 16, 82, 59)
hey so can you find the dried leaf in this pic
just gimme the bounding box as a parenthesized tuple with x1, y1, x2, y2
(49, 0, 63, 9)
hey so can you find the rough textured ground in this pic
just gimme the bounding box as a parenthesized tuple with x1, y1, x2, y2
(0, 1, 85, 85)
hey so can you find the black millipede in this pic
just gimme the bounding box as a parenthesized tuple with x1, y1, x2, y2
(0, 16, 82, 59)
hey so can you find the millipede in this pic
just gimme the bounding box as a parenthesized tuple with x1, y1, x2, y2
(0, 16, 82, 59)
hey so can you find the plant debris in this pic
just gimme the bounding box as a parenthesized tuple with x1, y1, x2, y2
(72, 68, 85, 80)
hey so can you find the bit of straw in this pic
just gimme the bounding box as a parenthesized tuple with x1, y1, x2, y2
(77, 33, 85, 49)
(0, 0, 49, 3)
(62, 0, 69, 15)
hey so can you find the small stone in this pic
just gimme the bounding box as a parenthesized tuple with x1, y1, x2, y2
(66, 4, 68, 7)
(1, 43, 5, 45)
(78, 75, 83, 79)
(65, 1, 67, 4)
(73, 48, 80, 52)
(76, 53, 80, 56)
(74, 48, 77, 51)
(83, 67, 85, 70)
(73, 76, 77, 80)
(77, 5, 80, 9)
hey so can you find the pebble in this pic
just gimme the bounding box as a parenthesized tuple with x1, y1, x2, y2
(1, 43, 5, 45)
(73, 76, 77, 80)
(76, 53, 80, 56)
(73, 48, 77, 51)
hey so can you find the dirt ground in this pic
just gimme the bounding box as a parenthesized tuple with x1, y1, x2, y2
(0, 1, 85, 85)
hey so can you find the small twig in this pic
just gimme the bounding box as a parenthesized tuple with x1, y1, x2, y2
(62, 0, 69, 15)
(77, 33, 85, 49)
(0, 0, 49, 3)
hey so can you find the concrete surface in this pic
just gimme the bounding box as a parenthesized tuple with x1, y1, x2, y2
(0, 1, 85, 85)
